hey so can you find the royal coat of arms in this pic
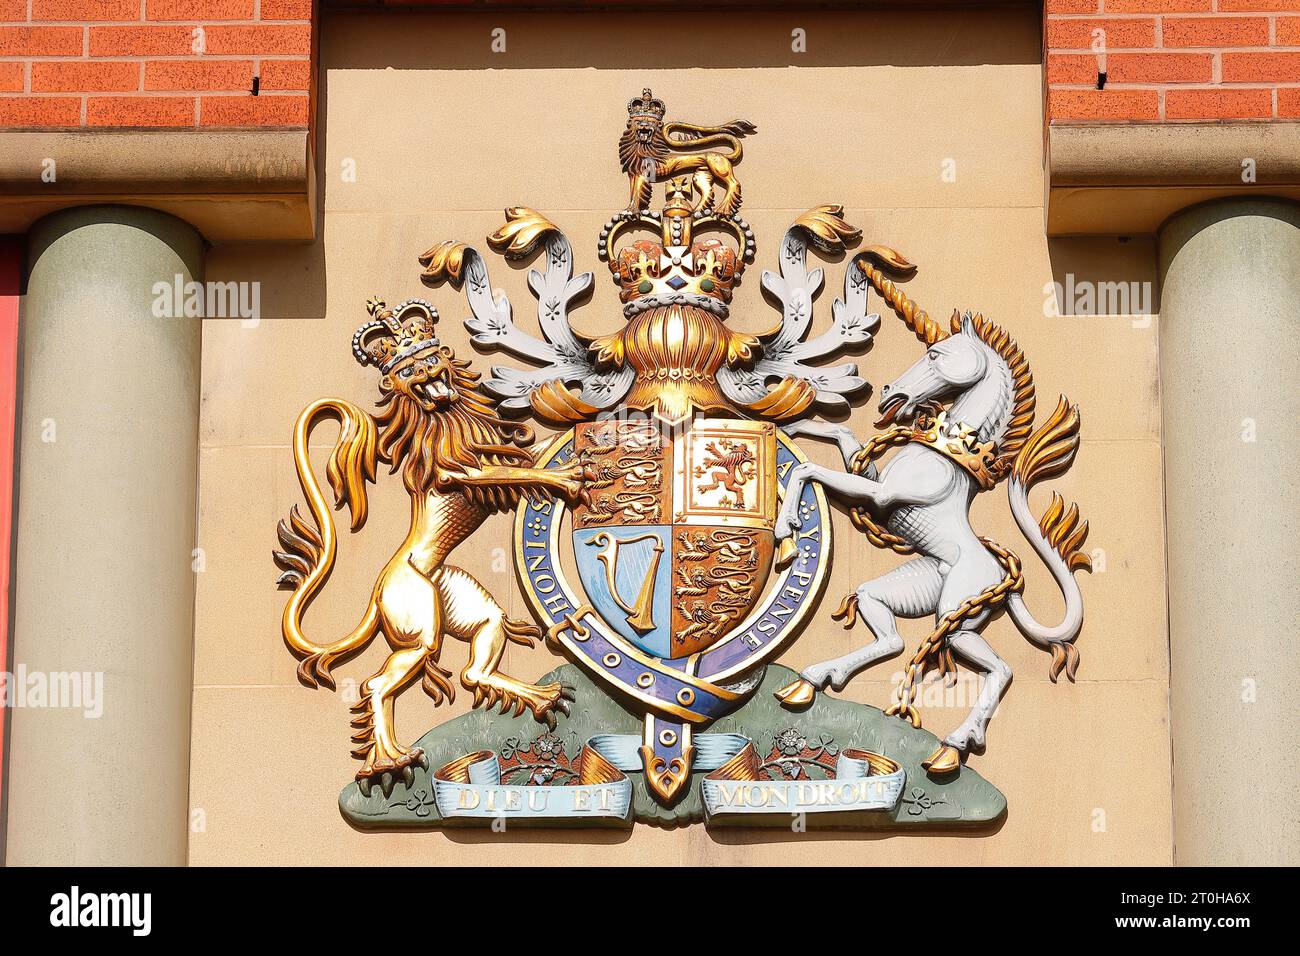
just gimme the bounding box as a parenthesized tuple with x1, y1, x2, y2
(273, 90, 1092, 829)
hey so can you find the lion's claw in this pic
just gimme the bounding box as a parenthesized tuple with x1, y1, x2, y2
(539, 682, 576, 728)
(355, 747, 425, 798)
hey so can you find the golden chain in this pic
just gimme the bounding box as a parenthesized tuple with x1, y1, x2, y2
(846, 425, 916, 554)
(841, 427, 1025, 729)
(883, 540, 1023, 728)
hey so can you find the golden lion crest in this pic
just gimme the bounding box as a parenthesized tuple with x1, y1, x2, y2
(619, 87, 756, 215)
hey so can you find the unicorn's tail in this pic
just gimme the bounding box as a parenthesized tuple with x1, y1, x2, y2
(1004, 396, 1093, 682)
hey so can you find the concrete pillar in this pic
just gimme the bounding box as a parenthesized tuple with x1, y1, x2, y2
(1159, 199, 1300, 866)
(5, 206, 202, 865)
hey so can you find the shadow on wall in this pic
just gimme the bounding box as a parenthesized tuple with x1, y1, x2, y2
(211, 64, 333, 323)
(320, 6, 1041, 71)
(1046, 236, 1160, 319)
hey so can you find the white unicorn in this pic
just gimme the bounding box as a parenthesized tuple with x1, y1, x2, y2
(774, 260, 1093, 774)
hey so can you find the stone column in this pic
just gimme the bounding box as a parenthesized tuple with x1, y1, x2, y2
(1159, 199, 1300, 866)
(5, 206, 202, 865)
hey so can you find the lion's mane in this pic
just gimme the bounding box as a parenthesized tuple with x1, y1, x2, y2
(619, 120, 669, 174)
(374, 358, 535, 510)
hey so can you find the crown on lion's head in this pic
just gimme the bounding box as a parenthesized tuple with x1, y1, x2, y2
(627, 88, 665, 121)
(349, 295, 534, 497)
(352, 297, 441, 372)
(353, 298, 466, 414)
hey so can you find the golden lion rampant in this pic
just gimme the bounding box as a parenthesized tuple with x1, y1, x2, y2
(620, 88, 756, 215)
(273, 306, 589, 796)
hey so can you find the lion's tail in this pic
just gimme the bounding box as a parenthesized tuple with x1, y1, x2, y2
(273, 398, 381, 690)
(664, 120, 756, 162)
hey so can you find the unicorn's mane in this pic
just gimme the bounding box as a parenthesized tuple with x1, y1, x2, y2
(953, 311, 1036, 458)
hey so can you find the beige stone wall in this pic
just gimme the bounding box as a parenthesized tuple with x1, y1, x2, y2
(188, 7, 1171, 865)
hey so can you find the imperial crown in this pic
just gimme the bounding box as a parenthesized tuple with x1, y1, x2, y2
(352, 297, 441, 371)
(600, 178, 754, 319)
(626, 87, 666, 120)
(586, 178, 761, 421)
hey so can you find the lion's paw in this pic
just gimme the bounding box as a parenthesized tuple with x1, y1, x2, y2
(355, 747, 428, 798)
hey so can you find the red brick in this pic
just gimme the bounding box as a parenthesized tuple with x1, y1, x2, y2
(32, 59, 138, 91)
(0, 62, 23, 92)
(89, 25, 195, 56)
(87, 94, 194, 126)
(1218, 0, 1300, 10)
(32, 0, 138, 20)
(200, 93, 308, 126)
(0, 96, 81, 127)
(1222, 52, 1300, 83)
(1165, 88, 1272, 120)
(260, 0, 312, 18)
(259, 59, 310, 90)
(204, 24, 310, 55)
(1161, 17, 1268, 48)
(1277, 18, 1300, 46)
(1047, 53, 1103, 85)
(146, 0, 255, 20)
(0, 26, 84, 56)
(1278, 88, 1300, 117)
(145, 59, 253, 91)
(1107, 52, 1213, 84)
(1048, 88, 1160, 121)
(1105, 0, 1211, 11)
(1046, 18, 1156, 50)
(1045, 0, 1099, 12)
(0, 0, 28, 20)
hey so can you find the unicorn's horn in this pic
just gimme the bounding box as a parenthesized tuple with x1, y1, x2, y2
(854, 247, 948, 345)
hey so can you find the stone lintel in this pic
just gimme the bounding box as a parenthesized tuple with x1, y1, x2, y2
(1047, 122, 1300, 236)
(0, 130, 315, 243)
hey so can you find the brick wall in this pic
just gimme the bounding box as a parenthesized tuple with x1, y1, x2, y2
(1047, 1, 1300, 122)
(0, 1, 313, 129)
(3, 2, 1297, 129)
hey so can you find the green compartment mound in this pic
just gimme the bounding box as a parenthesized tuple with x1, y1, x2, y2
(339, 663, 1006, 830)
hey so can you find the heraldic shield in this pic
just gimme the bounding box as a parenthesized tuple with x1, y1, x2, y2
(571, 417, 776, 660)
(517, 416, 829, 805)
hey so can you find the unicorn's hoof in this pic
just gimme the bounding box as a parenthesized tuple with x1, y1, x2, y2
(775, 537, 798, 567)
(922, 744, 961, 775)
(774, 678, 816, 708)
